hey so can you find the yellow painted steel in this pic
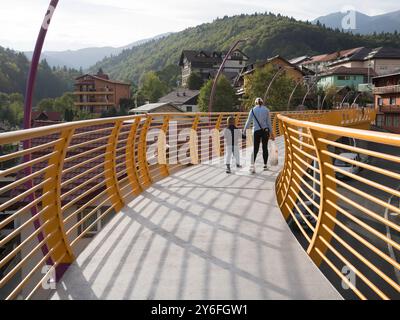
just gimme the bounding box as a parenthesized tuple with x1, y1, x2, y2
(1, 108, 395, 300)
(41, 128, 75, 263)
(125, 117, 142, 195)
(306, 128, 338, 266)
(158, 115, 170, 177)
(138, 116, 152, 187)
(105, 120, 125, 212)
(275, 109, 400, 299)
(214, 114, 223, 157)
(190, 114, 200, 164)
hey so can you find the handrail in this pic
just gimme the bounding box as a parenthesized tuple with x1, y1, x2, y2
(276, 108, 400, 300)
(0, 108, 378, 299)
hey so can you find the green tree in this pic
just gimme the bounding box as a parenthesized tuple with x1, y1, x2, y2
(156, 64, 181, 89)
(36, 98, 56, 112)
(243, 65, 306, 111)
(140, 71, 168, 103)
(0, 92, 24, 128)
(187, 72, 203, 90)
(198, 76, 238, 112)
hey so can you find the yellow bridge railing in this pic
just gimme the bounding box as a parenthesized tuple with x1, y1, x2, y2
(0, 108, 390, 300)
(276, 108, 400, 300)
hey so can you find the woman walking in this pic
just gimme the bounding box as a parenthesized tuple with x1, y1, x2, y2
(243, 97, 275, 173)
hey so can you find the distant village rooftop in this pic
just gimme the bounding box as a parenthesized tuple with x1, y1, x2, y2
(129, 102, 184, 114)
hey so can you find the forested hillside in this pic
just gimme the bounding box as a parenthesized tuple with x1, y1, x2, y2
(90, 12, 400, 83)
(0, 46, 81, 103)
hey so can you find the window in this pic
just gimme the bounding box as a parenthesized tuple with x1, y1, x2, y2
(186, 106, 193, 112)
(377, 98, 383, 106)
(338, 75, 350, 80)
(385, 116, 392, 127)
(390, 97, 396, 105)
(393, 115, 399, 128)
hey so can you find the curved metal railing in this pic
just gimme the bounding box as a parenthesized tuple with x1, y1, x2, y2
(0, 108, 380, 299)
(276, 108, 400, 300)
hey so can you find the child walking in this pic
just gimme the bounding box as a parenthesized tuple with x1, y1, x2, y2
(224, 116, 242, 173)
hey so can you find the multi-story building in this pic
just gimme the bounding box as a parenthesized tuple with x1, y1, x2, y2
(179, 49, 249, 87)
(373, 71, 400, 133)
(318, 66, 377, 90)
(74, 70, 131, 115)
(293, 47, 400, 78)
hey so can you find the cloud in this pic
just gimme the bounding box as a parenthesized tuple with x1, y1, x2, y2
(1, 0, 399, 51)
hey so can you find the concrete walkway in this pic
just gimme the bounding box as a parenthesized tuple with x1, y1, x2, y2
(51, 138, 340, 300)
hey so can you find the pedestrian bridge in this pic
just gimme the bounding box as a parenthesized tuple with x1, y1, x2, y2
(0, 108, 399, 300)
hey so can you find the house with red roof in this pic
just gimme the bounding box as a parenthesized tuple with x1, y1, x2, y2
(74, 69, 131, 115)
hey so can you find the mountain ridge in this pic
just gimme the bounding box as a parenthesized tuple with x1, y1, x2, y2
(23, 32, 173, 69)
(89, 12, 400, 83)
(313, 10, 400, 35)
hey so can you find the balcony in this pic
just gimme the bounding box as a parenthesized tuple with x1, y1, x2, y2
(373, 85, 400, 95)
(74, 91, 114, 95)
(379, 105, 400, 113)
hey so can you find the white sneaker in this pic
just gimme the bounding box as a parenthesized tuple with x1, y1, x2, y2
(250, 165, 255, 174)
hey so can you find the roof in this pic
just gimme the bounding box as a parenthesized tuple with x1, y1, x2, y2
(289, 55, 310, 65)
(328, 47, 400, 67)
(365, 47, 400, 60)
(372, 70, 400, 80)
(179, 49, 249, 67)
(32, 111, 62, 122)
(241, 55, 306, 77)
(158, 89, 199, 105)
(320, 66, 377, 77)
(303, 47, 364, 65)
(75, 74, 131, 86)
(129, 103, 183, 113)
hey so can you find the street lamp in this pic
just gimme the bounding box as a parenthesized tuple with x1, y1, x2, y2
(263, 66, 294, 103)
(351, 92, 362, 108)
(287, 79, 302, 111)
(301, 77, 319, 107)
(208, 39, 247, 114)
(24, 0, 59, 131)
(340, 90, 353, 108)
(21, 0, 59, 267)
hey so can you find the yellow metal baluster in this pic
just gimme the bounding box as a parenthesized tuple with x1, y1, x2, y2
(42, 128, 75, 264)
(158, 115, 170, 177)
(190, 114, 200, 164)
(125, 117, 142, 196)
(138, 115, 153, 187)
(105, 121, 124, 212)
(307, 128, 338, 266)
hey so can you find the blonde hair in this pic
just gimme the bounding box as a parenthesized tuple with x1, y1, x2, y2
(227, 116, 235, 125)
(255, 97, 263, 105)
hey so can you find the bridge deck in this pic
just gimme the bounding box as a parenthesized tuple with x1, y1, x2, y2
(51, 138, 340, 300)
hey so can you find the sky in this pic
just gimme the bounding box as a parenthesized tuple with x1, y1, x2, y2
(0, 0, 399, 52)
